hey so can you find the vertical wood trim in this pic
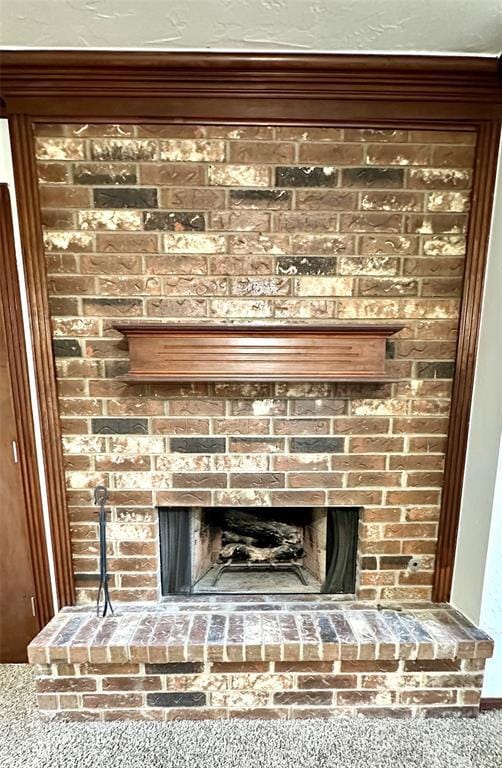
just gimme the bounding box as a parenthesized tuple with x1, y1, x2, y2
(0, 184, 54, 626)
(8, 116, 75, 607)
(433, 121, 501, 602)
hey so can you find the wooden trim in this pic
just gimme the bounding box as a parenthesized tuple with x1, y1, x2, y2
(1, 52, 500, 605)
(113, 323, 404, 334)
(432, 121, 501, 602)
(113, 323, 402, 383)
(0, 184, 54, 626)
(0, 51, 501, 120)
(480, 698, 502, 711)
(8, 117, 75, 607)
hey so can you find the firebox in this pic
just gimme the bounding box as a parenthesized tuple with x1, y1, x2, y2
(158, 506, 359, 596)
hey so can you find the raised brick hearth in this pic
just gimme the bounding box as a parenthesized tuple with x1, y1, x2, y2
(29, 601, 493, 720)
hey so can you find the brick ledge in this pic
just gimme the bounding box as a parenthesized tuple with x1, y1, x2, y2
(28, 601, 494, 666)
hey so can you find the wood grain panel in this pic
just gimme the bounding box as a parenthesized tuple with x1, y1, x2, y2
(113, 324, 401, 382)
(8, 118, 75, 607)
(1, 52, 501, 120)
(432, 121, 501, 602)
(0, 184, 53, 635)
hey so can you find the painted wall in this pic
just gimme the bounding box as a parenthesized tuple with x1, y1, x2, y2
(1, 0, 501, 54)
(480, 438, 502, 697)
(451, 139, 502, 696)
(0, 121, 58, 612)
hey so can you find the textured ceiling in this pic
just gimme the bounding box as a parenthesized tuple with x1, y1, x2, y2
(1, 0, 501, 54)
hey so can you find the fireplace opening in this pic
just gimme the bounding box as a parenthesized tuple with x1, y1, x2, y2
(158, 506, 359, 596)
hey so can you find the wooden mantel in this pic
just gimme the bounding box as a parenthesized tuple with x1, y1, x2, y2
(113, 323, 402, 383)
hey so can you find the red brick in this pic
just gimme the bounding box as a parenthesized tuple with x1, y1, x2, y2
(101, 676, 161, 691)
(82, 693, 144, 708)
(298, 674, 357, 689)
(287, 472, 343, 488)
(400, 690, 457, 705)
(229, 141, 295, 163)
(274, 662, 334, 673)
(298, 143, 364, 164)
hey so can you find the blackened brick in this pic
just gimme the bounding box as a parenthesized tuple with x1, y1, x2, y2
(53, 339, 82, 357)
(146, 692, 206, 707)
(93, 188, 158, 209)
(171, 437, 226, 453)
(230, 189, 292, 207)
(92, 418, 148, 435)
(361, 556, 378, 570)
(145, 663, 204, 674)
(104, 360, 130, 378)
(82, 298, 143, 317)
(416, 361, 455, 379)
(404, 660, 462, 673)
(277, 256, 337, 276)
(276, 166, 338, 188)
(74, 573, 100, 583)
(317, 615, 339, 643)
(290, 437, 344, 453)
(73, 164, 137, 185)
(423, 706, 477, 718)
(342, 167, 404, 188)
(143, 211, 205, 231)
(386, 340, 396, 359)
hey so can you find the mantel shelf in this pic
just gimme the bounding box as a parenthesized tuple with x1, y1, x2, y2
(115, 374, 400, 383)
(113, 323, 403, 383)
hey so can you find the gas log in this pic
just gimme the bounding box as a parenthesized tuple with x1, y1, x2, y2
(218, 509, 303, 564)
(220, 509, 301, 547)
(218, 542, 304, 564)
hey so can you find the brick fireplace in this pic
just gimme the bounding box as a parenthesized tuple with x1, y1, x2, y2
(38, 123, 474, 605)
(27, 121, 494, 720)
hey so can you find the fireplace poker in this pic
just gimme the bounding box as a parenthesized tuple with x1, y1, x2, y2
(94, 485, 114, 618)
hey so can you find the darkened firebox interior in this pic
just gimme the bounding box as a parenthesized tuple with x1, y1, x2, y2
(159, 506, 359, 596)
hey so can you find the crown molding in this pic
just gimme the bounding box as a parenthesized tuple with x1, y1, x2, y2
(1, 51, 501, 120)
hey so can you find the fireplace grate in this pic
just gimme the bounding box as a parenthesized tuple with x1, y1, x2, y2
(207, 561, 309, 588)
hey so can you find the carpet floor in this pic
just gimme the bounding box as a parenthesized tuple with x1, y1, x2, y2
(0, 665, 500, 768)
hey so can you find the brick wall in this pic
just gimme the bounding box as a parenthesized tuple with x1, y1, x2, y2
(34, 123, 476, 604)
(35, 658, 485, 721)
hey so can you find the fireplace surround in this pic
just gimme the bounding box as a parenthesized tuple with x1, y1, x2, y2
(32, 119, 480, 608)
(25, 115, 494, 719)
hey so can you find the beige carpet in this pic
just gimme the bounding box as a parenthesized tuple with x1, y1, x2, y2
(0, 664, 501, 768)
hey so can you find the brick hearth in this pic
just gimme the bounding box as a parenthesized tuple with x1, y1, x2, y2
(30, 601, 493, 720)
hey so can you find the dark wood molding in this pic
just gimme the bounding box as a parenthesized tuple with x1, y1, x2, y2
(1, 52, 500, 605)
(0, 51, 501, 120)
(480, 698, 502, 711)
(432, 121, 501, 602)
(8, 117, 75, 607)
(0, 184, 54, 627)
